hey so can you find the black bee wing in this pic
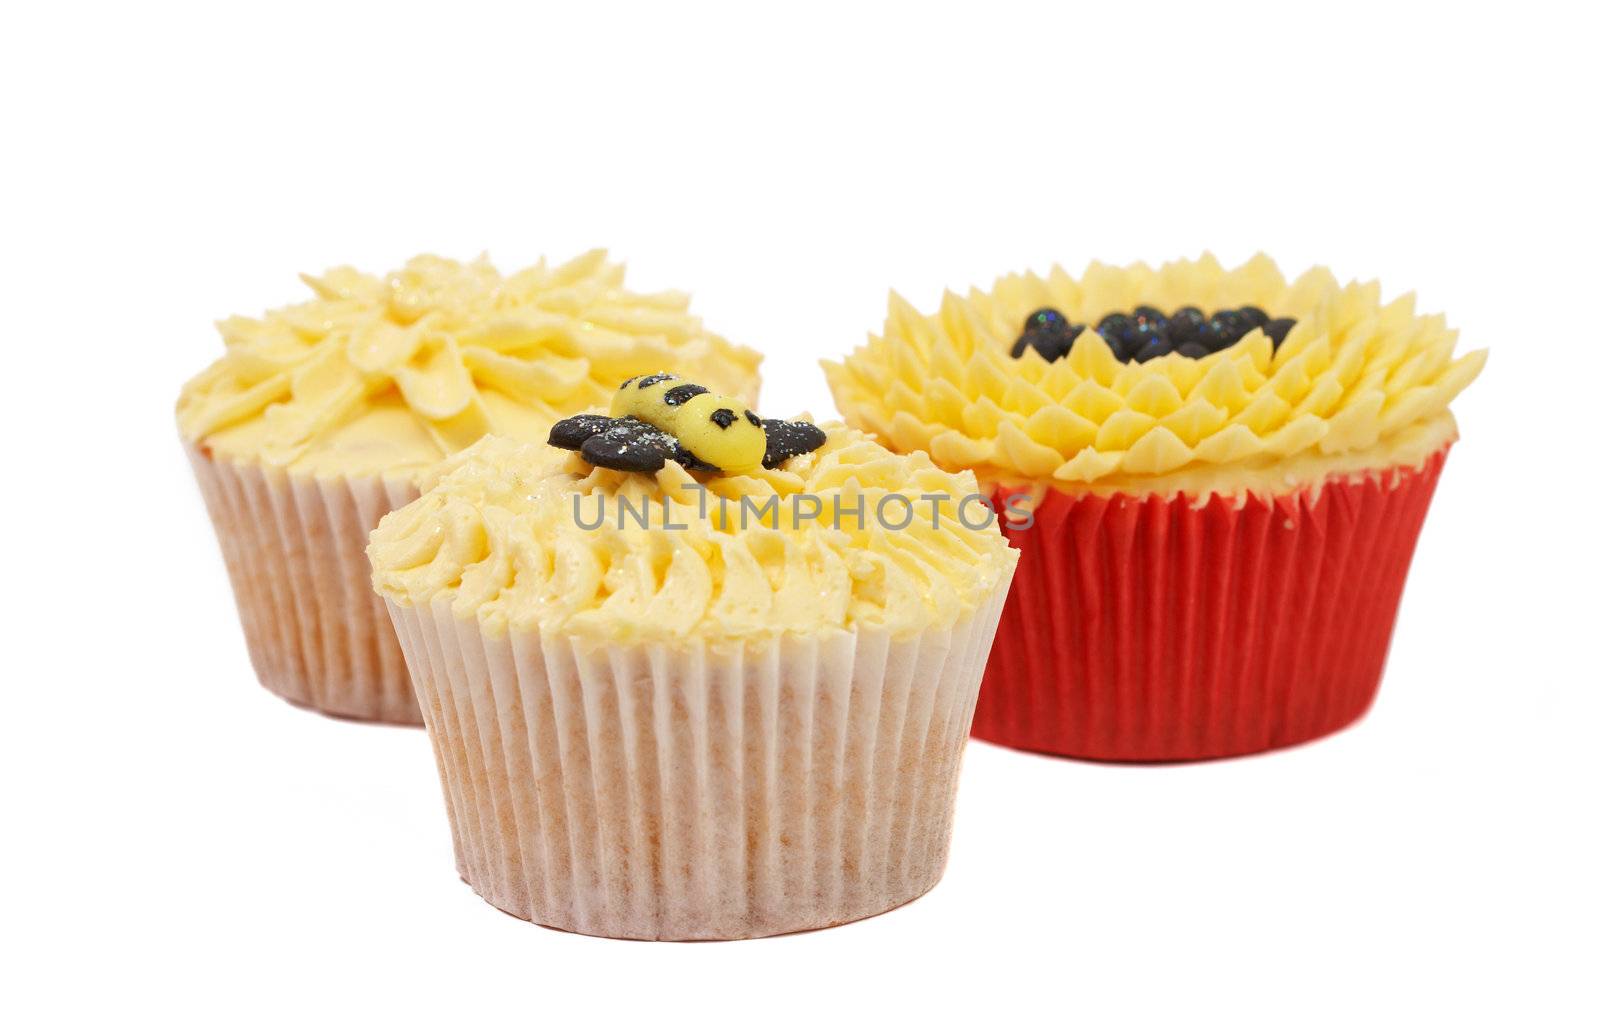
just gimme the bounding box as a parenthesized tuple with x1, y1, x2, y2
(577, 417, 679, 473)
(551, 410, 739, 474)
(760, 419, 827, 469)
(579, 437, 666, 473)
(548, 414, 617, 451)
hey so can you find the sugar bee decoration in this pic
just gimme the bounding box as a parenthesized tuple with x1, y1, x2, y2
(548, 372, 828, 474)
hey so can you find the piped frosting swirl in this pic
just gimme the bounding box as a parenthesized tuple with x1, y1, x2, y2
(823, 254, 1486, 495)
(367, 427, 1017, 642)
(177, 251, 762, 477)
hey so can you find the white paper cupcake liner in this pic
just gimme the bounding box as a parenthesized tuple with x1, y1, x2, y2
(385, 579, 1010, 940)
(185, 443, 424, 724)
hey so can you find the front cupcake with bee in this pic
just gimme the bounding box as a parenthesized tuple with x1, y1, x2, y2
(369, 407, 1017, 938)
(826, 254, 1486, 761)
(549, 371, 826, 474)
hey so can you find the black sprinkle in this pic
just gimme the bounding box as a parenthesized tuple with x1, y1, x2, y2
(1132, 337, 1173, 363)
(709, 408, 736, 429)
(1015, 330, 1064, 362)
(1129, 319, 1167, 345)
(1011, 322, 1082, 363)
(1023, 307, 1069, 334)
(1202, 313, 1249, 352)
(1167, 307, 1207, 346)
(1238, 306, 1270, 331)
(636, 372, 675, 389)
(1096, 313, 1135, 343)
(1211, 310, 1247, 342)
(744, 410, 761, 427)
(761, 419, 827, 469)
(548, 414, 615, 450)
(1110, 332, 1144, 362)
(663, 383, 708, 406)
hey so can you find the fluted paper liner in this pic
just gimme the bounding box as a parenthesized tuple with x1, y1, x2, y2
(185, 443, 424, 724)
(385, 581, 1010, 940)
(976, 449, 1449, 762)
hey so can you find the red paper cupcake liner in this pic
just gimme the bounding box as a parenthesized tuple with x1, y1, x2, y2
(975, 448, 1450, 761)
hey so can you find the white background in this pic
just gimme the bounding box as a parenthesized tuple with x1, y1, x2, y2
(3, 2, 1596, 1012)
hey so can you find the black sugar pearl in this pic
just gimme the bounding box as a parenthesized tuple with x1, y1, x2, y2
(1177, 341, 1211, 359)
(1024, 307, 1069, 334)
(1200, 319, 1231, 351)
(1130, 318, 1167, 342)
(1037, 332, 1072, 362)
(1112, 332, 1146, 363)
(1166, 307, 1206, 345)
(1044, 325, 1082, 361)
(1132, 336, 1174, 363)
(1206, 311, 1249, 349)
(1133, 305, 1167, 327)
(1238, 306, 1269, 331)
(1117, 319, 1163, 359)
(1096, 312, 1134, 342)
(761, 419, 828, 469)
(1013, 308, 1076, 361)
(1263, 318, 1297, 349)
(1211, 309, 1244, 333)
(1012, 327, 1077, 363)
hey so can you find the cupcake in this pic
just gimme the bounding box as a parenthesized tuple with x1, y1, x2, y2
(178, 252, 760, 724)
(367, 375, 1017, 939)
(825, 254, 1485, 761)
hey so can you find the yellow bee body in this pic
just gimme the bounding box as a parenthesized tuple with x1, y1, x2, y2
(612, 373, 766, 474)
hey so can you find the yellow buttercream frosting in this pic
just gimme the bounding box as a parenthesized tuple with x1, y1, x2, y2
(178, 251, 762, 478)
(367, 426, 1018, 643)
(824, 254, 1486, 496)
